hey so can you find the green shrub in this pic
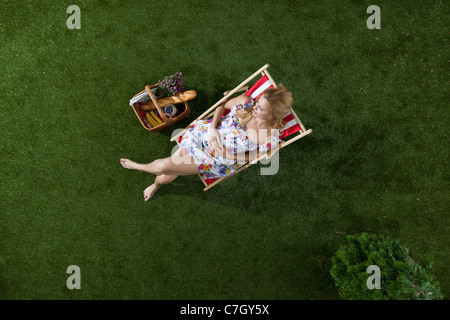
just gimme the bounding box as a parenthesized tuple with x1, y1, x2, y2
(330, 233, 443, 300)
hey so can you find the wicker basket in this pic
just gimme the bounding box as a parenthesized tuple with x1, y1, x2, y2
(130, 84, 192, 131)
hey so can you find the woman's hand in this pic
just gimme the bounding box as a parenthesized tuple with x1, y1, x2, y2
(209, 131, 231, 159)
(209, 128, 222, 151)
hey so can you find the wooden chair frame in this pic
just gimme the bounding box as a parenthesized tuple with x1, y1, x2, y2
(170, 64, 312, 191)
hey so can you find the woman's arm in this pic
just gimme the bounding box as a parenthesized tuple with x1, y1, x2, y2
(218, 148, 258, 164)
(210, 94, 251, 129)
(221, 132, 281, 164)
(209, 94, 251, 151)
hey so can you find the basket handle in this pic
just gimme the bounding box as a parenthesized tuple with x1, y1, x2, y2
(145, 85, 169, 123)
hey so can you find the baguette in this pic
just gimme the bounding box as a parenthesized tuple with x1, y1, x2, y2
(141, 90, 197, 111)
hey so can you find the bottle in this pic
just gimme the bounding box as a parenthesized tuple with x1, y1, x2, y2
(163, 104, 177, 117)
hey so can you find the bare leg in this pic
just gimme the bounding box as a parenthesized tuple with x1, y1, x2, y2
(121, 148, 199, 200)
(120, 158, 145, 171)
(120, 148, 199, 176)
(143, 174, 178, 201)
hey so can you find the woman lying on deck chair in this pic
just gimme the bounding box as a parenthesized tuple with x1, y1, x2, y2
(120, 85, 293, 201)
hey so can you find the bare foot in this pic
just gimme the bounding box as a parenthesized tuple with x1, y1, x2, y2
(120, 158, 141, 170)
(143, 184, 160, 201)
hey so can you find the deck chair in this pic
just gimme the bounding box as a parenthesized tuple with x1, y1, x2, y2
(171, 64, 312, 191)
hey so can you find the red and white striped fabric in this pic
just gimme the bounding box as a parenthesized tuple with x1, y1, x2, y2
(245, 75, 274, 100)
(245, 75, 301, 139)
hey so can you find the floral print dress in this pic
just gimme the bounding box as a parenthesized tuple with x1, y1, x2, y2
(179, 100, 281, 179)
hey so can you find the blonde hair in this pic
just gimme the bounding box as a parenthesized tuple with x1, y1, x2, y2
(237, 84, 293, 129)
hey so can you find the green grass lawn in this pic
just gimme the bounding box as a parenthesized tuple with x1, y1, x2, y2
(1, 0, 448, 299)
